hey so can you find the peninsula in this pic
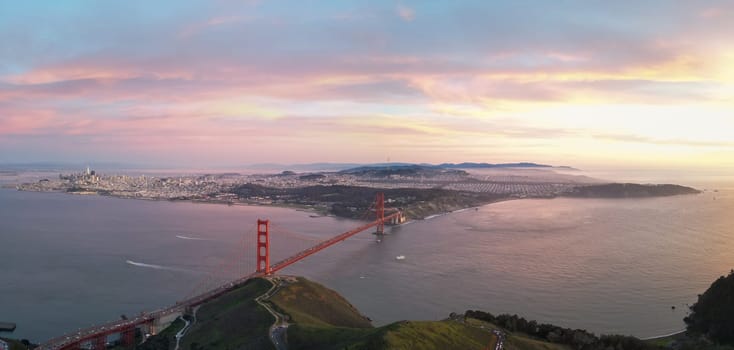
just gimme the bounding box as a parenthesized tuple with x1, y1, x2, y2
(13, 164, 700, 220)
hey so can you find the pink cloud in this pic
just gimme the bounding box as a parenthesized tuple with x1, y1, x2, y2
(396, 4, 415, 21)
(699, 7, 722, 18)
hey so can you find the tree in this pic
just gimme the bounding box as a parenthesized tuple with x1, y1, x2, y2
(685, 270, 734, 345)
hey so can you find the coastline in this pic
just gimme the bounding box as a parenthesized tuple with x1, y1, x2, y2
(641, 330, 686, 341)
(3, 187, 716, 343)
(10, 187, 515, 221)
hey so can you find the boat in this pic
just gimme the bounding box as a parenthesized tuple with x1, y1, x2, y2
(0, 322, 16, 332)
(395, 255, 406, 260)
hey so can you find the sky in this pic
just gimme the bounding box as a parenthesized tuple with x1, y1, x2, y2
(1, 1, 733, 171)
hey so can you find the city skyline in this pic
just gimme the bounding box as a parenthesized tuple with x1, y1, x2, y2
(1, 1, 733, 172)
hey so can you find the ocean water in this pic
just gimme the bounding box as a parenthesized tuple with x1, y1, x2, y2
(1, 184, 733, 341)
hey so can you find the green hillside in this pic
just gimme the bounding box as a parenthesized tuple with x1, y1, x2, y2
(359, 321, 495, 350)
(267, 276, 372, 350)
(136, 318, 186, 350)
(0, 338, 30, 350)
(269, 277, 372, 328)
(180, 278, 275, 350)
(268, 277, 499, 350)
(136, 275, 690, 350)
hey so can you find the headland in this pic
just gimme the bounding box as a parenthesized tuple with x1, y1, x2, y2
(13, 164, 700, 221)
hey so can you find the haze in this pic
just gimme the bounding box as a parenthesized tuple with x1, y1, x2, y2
(1, 1, 733, 173)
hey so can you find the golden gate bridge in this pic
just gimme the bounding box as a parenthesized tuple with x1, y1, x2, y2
(38, 193, 404, 350)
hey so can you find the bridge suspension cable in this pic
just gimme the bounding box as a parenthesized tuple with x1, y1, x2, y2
(37, 192, 403, 350)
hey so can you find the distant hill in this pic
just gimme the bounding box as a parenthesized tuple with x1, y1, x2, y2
(685, 270, 734, 345)
(338, 162, 574, 175)
(437, 162, 564, 169)
(248, 162, 421, 172)
(564, 183, 700, 198)
(338, 164, 468, 177)
(248, 162, 575, 173)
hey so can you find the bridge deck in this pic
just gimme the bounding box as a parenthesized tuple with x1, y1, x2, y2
(37, 210, 400, 350)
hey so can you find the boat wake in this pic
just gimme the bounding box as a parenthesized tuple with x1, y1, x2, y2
(126, 260, 170, 270)
(176, 235, 210, 241)
(424, 214, 443, 220)
(125, 260, 192, 273)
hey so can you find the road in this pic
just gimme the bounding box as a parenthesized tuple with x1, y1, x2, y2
(492, 329, 505, 350)
(38, 271, 263, 350)
(173, 310, 198, 350)
(254, 277, 289, 350)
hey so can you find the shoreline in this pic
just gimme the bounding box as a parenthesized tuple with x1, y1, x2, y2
(641, 330, 686, 341)
(10, 187, 516, 221)
(2, 187, 706, 343)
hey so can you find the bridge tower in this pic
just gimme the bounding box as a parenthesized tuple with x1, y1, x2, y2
(375, 192, 385, 235)
(256, 219, 271, 274)
(120, 327, 136, 348)
(92, 335, 106, 350)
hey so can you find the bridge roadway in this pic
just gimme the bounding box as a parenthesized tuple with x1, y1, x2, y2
(268, 211, 401, 274)
(38, 211, 402, 350)
(38, 270, 266, 350)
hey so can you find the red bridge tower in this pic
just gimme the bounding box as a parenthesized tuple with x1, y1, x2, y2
(256, 219, 271, 274)
(375, 192, 385, 235)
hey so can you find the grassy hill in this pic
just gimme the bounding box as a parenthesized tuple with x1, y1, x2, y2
(359, 321, 495, 350)
(268, 277, 510, 350)
(142, 276, 587, 350)
(180, 278, 275, 350)
(269, 277, 371, 328)
(267, 276, 373, 350)
(465, 318, 570, 350)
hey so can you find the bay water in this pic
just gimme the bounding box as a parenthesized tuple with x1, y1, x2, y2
(1, 182, 732, 342)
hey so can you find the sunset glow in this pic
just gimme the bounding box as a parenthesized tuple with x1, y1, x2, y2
(1, 1, 733, 170)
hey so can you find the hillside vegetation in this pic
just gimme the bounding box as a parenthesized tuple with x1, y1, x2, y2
(466, 310, 661, 350)
(269, 277, 371, 328)
(0, 338, 30, 350)
(268, 277, 498, 350)
(131, 271, 734, 350)
(685, 270, 734, 346)
(136, 318, 187, 350)
(565, 183, 699, 198)
(230, 184, 505, 219)
(360, 321, 495, 350)
(268, 277, 373, 350)
(180, 278, 275, 350)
